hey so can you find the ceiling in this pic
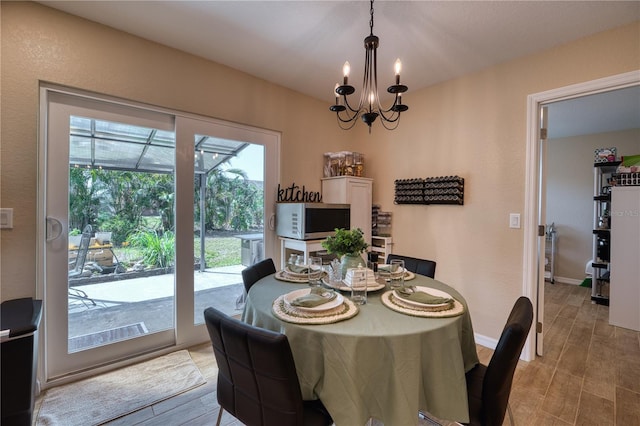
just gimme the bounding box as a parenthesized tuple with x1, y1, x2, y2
(38, 1, 640, 137)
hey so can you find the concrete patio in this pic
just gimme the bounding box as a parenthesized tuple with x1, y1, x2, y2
(67, 265, 246, 351)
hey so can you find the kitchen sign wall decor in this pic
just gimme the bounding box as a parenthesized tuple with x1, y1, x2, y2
(277, 182, 322, 203)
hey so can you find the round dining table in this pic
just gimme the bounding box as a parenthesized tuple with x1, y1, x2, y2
(241, 272, 479, 426)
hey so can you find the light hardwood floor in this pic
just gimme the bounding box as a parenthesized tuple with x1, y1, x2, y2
(36, 282, 640, 425)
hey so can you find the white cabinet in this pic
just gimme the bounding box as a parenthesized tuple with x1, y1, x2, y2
(371, 236, 393, 263)
(321, 177, 373, 246)
(609, 186, 640, 331)
(278, 237, 326, 269)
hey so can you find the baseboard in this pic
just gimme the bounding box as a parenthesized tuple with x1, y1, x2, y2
(474, 333, 498, 351)
(553, 276, 583, 285)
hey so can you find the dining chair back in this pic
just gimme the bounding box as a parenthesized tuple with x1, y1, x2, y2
(241, 258, 276, 293)
(386, 254, 437, 278)
(464, 296, 533, 426)
(203, 307, 333, 426)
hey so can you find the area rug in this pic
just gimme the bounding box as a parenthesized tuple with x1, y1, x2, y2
(68, 322, 149, 353)
(36, 350, 206, 425)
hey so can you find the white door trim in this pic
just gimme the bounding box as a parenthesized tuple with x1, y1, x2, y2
(523, 70, 640, 361)
(37, 83, 281, 385)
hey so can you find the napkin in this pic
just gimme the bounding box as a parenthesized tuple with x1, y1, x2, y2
(378, 265, 402, 273)
(291, 288, 337, 307)
(394, 287, 453, 305)
(287, 265, 309, 274)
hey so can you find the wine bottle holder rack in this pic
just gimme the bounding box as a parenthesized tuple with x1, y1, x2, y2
(394, 176, 464, 205)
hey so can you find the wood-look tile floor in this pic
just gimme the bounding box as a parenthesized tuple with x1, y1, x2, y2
(504, 281, 640, 426)
(35, 282, 640, 425)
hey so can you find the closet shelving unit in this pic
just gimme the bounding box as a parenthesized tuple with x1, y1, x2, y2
(591, 160, 620, 305)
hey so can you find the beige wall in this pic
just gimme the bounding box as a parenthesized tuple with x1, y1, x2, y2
(0, 2, 348, 298)
(356, 21, 639, 335)
(547, 130, 640, 282)
(2, 2, 639, 341)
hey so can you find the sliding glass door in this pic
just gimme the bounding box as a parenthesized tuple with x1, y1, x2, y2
(41, 87, 279, 382)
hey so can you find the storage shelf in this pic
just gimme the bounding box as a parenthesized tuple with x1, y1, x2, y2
(591, 295, 610, 306)
(592, 161, 617, 304)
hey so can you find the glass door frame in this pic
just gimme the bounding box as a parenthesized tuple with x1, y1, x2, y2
(37, 84, 280, 386)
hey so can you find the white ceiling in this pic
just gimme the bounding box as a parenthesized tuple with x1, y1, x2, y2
(547, 86, 640, 139)
(38, 1, 640, 137)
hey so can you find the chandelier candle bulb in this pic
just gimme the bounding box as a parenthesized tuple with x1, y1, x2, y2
(394, 59, 402, 84)
(343, 61, 350, 84)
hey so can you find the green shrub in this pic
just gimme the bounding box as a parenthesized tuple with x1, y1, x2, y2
(128, 230, 175, 268)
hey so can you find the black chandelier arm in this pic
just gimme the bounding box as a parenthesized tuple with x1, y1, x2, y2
(336, 110, 360, 124)
(379, 115, 402, 130)
(331, 103, 362, 124)
(377, 107, 401, 123)
(379, 95, 408, 115)
(342, 94, 364, 114)
(336, 112, 361, 130)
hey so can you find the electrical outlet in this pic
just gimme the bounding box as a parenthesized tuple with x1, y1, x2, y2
(509, 213, 521, 229)
(0, 208, 13, 229)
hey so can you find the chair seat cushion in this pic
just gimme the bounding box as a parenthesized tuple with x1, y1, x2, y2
(464, 364, 487, 426)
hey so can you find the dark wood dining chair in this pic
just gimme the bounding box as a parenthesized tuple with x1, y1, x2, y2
(203, 307, 333, 426)
(241, 258, 276, 293)
(463, 296, 533, 426)
(386, 253, 437, 278)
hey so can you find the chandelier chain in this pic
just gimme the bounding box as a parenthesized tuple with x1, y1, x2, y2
(369, 0, 374, 36)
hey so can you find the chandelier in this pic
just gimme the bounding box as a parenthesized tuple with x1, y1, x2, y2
(330, 0, 408, 132)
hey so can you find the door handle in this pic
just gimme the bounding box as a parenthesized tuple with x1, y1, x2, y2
(46, 217, 64, 241)
(268, 213, 276, 231)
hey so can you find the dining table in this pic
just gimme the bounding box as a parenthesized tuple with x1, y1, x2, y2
(241, 270, 479, 426)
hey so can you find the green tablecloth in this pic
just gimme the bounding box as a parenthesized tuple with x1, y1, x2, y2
(241, 274, 479, 426)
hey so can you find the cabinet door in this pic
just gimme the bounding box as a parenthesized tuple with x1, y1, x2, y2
(347, 180, 373, 245)
(322, 177, 372, 245)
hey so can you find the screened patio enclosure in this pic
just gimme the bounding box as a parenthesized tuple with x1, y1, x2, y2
(69, 115, 252, 270)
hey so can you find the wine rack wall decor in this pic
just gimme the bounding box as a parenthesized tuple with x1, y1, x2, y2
(394, 176, 464, 205)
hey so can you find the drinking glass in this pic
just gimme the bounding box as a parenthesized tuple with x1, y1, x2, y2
(308, 256, 323, 288)
(367, 260, 379, 284)
(350, 268, 367, 305)
(389, 259, 405, 290)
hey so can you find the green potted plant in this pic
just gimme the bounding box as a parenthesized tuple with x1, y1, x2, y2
(322, 228, 369, 278)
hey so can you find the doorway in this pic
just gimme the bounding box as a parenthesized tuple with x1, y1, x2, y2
(39, 85, 280, 385)
(523, 70, 640, 360)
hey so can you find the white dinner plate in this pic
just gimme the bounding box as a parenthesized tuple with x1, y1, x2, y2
(393, 286, 453, 308)
(283, 288, 344, 313)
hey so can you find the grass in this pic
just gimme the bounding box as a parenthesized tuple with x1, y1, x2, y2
(196, 236, 241, 267)
(113, 236, 241, 268)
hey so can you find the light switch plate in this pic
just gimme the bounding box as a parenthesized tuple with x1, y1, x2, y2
(0, 208, 14, 229)
(509, 213, 521, 229)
